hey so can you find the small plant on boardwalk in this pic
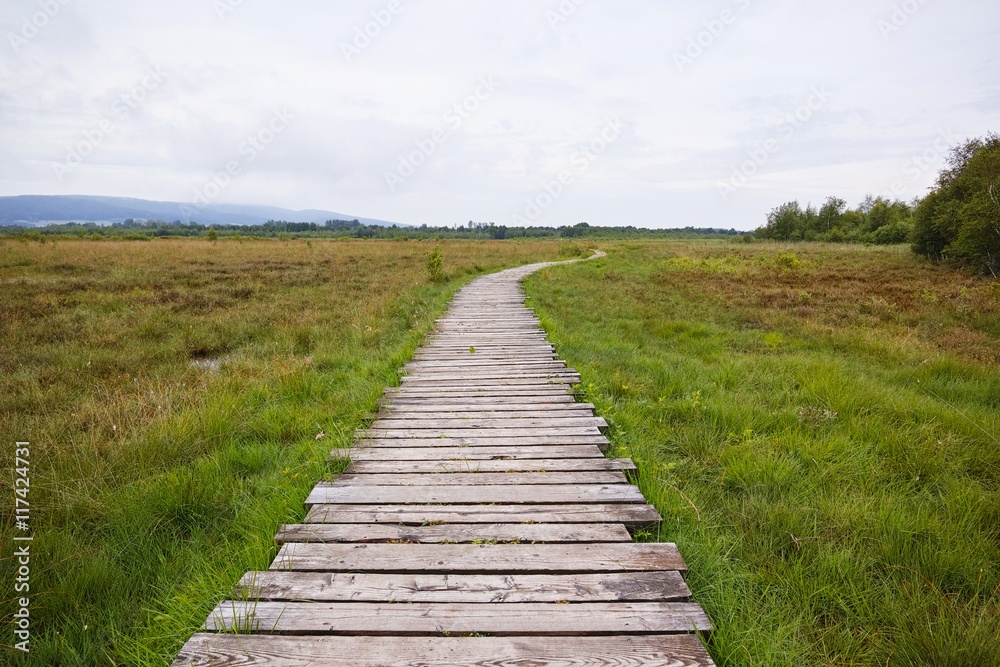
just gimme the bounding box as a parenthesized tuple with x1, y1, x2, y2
(427, 245, 446, 283)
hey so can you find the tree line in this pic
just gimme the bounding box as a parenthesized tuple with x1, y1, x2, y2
(755, 133, 999, 276)
(1, 218, 745, 242)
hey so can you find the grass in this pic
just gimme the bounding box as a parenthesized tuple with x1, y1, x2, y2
(524, 241, 1000, 667)
(0, 236, 567, 665)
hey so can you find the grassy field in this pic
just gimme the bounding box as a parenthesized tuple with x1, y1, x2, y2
(524, 242, 1000, 666)
(0, 237, 576, 665)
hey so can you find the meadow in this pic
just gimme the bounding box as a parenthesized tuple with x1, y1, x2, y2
(525, 242, 1000, 666)
(0, 237, 572, 665)
(2, 236, 998, 666)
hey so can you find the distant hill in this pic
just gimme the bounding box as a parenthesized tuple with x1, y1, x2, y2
(0, 195, 402, 228)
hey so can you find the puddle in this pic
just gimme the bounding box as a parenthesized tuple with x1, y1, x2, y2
(190, 357, 222, 373)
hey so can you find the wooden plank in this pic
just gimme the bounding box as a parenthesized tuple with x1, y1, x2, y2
(351, 435, 610, 448)
(204, 601, 712, 635)
(345, 458, 636, 473)
(382, 397, 577, 407)
(364, 410, 602, 423)
(400, 375, 581, 385)
(303, 503, 662, 525)
(338, 446, 607, 461)
(368, 417, 607, 430)
(275, 522, 632, 544)
(385, 387, 575, 397)
(236, 570, 691, 603)
(271, 543, 685, 573)
(357, 428, 605, 440)
(325, 471, 627, 486)
(172, 635, 716, 667)
(407, 359, 566, 368)
(379, 408, 598, 418)
(304, 483, 645, 506)
(383, 401, 594, 410)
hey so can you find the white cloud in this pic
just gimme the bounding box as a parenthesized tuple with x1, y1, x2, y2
(0, 0, 997, 229)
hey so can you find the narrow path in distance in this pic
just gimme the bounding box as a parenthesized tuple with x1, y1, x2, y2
(173, 252, 715, 667)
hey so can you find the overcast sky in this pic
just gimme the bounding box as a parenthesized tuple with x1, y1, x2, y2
(1, 0, 997, 229)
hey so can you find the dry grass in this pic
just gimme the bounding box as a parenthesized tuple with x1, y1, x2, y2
(0, 236, 567, 665)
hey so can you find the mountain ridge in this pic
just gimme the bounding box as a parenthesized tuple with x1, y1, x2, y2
(0, 195, 402, 228)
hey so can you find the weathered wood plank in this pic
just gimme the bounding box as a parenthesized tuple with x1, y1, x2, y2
(275, 522, 632, 544)
(385, 387, 575, 398)
(172, 634, 716, 667)
(325, 471, 627, 486)
(381, 402, 592, 412)
(204, 601, 712, 635)
(338, 446, 608, 461)
(378, 409, 599, 420)
(304, 503, 662, 525)
(368, 417, 607, 430)
(406, 359, 565, 368)
(304, 483, 645, 506)
(236, 570, 691, 603)
(345, 458, 636, 473)
(357, 428, 605, 440)
(271, 543, 685, 573)
(351, 435, 610, 448)
(401, 374, 581, 385)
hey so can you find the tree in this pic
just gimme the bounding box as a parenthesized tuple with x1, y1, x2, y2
(912, 133, 1000, 275)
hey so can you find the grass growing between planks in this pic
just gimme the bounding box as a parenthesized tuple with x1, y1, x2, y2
(525, 241, 1000, 667)
(0, 237, 569, 666)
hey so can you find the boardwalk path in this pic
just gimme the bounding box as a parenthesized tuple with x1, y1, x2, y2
(173, 256, 715, 667)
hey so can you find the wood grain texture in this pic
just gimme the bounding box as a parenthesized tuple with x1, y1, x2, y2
(270, 543, 686, 573)
(368, 417, 608, 430)
(338, 445, 608, 461)
(344, 458, 636, 473)
(303, 503, 662, 525)
(204, 601, 712, 635)
(351, 435, 610, 448)
(304, 483, 646, 505)
(357, 428, 605, 440)
(275, 522, 632, 544)
(172, 634, 717, 667)
(236, 570, 691, 603)
(326, 471, 628, 486)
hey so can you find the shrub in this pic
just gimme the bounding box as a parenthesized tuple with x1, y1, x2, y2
(426, 245, 445, 283)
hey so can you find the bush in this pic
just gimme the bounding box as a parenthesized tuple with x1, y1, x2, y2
(426, 245, 445, 283)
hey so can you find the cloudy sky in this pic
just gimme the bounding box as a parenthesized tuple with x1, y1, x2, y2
(1, 0, 997, 229)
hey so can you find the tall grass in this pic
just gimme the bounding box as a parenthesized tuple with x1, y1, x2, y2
(525, 241, 1000, 666)
(0, 237, 565, 665)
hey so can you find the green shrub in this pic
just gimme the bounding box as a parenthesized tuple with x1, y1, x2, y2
(426, 245, 445, 283)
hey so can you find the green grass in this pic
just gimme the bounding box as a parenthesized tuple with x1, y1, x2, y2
(0, 237, 567, 665)
(525, 241, 1000, 666)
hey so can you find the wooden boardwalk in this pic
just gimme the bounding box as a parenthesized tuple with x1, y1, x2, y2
(173, 259, 715, 667)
